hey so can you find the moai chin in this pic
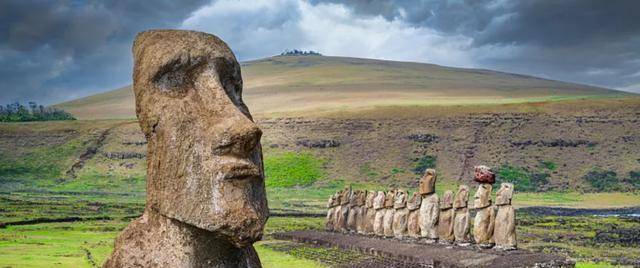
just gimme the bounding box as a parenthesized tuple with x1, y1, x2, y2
(373, 191, 386, 236)
(418, 169, 439, 243)
(382, 190, 397, 237)
(392, 189, 409, 239)
(473, 184, 495, 248)
(437, 190, 455, 243)
(347, 189, 360, 232)
(406, 192, 422, 239)
(104, 30, 268, 268)
(355, 190, 368, 234)
(494, 183, 517, 250)
(453, 185, 471, 245)
(364, 191, 377, 235)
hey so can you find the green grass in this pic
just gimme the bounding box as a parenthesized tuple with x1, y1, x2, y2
(264, 152, 324, 187)
(255, 243, 326, 268)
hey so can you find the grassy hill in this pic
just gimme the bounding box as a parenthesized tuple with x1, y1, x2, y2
(56, 55, 626, 119)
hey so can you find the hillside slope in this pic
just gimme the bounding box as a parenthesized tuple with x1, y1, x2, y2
(56, 55, 625, 119)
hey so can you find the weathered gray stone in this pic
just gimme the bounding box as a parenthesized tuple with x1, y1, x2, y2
(104, 30, 267, 268)
(407, 192, 422, 239)
(473, 184, 495, 248)
(347, 189, 360, 232)
(454, 185, 471, 245)
(392, 189, 409, 239)
(373, 191, 386, 236)
(364, 191, 376, 235)
(383, 190, 397, 237)
(494, 183, 517, 250)
(418, 169, 439, 242)
(356, 190, 368, 234)
(437, 190, 455, 243)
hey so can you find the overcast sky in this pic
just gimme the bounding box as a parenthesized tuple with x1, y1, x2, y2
(1, 0, 639, 105)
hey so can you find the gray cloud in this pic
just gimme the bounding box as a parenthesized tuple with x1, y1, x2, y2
(0, 0, 207, 104)
(1, 0, 639, 105)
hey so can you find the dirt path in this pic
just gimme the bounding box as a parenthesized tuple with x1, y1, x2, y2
(274, 230, 574, 267)
(65, 122, 132, 178)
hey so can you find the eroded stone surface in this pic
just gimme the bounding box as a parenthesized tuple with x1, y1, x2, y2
(383, 190, 397, 237)
(347, 190, 360, 232)
(419, 193, 439, 241)
(474, 165, 496, 184)
(453, 185, 471, 244)
(364, 191, 376, 235)
(437, 190, 455, 242)
(392, 189, 408, 239)
(495, 183, 517, 250)
(419, 169, 437, 195)
(104, 30, 267, 268)
(373, 191, 386, 236)
(473, 184, 495, 247)
(407, 192, 422, 239)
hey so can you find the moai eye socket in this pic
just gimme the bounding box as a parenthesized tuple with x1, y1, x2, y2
(152, 55, 207, 96)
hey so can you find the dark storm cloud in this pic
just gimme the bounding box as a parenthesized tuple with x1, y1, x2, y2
(0, 0, 208, 104)
(314, 0, 640, 91)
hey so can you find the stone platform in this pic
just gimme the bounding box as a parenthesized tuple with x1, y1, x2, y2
(273, 230, 574, 267)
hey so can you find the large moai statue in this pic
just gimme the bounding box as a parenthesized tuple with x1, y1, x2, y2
(337, 186, 352, 233)
(347, 189, 360, 232)
(418, 169, 439, 243)
(407, 192, 422, 239)
(364, 191, 377, 235)
(494, 183, 517, 250)
(473, 183, 495, 248)
(383, 190, 397, 237)
(326, 193, 339, 231)
(392, 189, 409, 239)
(373, 191, 386, 236)
(437, 190, 455, 243)
(104, 30, 268, 268)
(453, 185, 471, 245)
(356, 190, 368, 234)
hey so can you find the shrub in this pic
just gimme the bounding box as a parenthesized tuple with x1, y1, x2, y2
(412, 155, 436, 175)
(496, 165, 549, 192)
(583, 169, 620, 192)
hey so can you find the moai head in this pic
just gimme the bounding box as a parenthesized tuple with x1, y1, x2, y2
(132, 30, 267, 247)
(384, 190, 396, 208)
(394, 189, 407, 209)
(419, 169, 437, 195)
(340, 186, 351, 205)
(440, 190, 454, 210)
(473, 183, 493, 209)
(373, 191, 386, 210)
(495, 183, 514, 206)
(327, 194, 335, 208)
(453, 185, 470, 209)
(407, 192, 422, 211)
(357, 190, 367, 206)
(365, 191, 376, 208)
(474, 165, 495, 184)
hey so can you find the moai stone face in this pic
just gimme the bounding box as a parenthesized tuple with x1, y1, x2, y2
(394, 189, 407, 209)
(495, 183, 514, 205)
(419, 169, 437, 195)
(349, 190, 359, 207)
(440, 190, 454, 210)
(132, 30, 267, 246)
(407, 192, 422, 211)
(341, 187, 352, 205)
(474, 165, 495, 184)
(384, 190, 396, 208)
(454, 185, 469, 209)
(373, 191, 385, 210)
(473, 184, 493, 209)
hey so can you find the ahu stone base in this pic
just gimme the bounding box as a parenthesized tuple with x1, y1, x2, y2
(274, 230, 574, 268)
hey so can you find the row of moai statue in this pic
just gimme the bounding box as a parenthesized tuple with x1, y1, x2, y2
(325, 166, 517, 250)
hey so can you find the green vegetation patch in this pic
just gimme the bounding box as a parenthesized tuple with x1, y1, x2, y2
(496, 165, 549, 192)
(265, 152, 324, 187)
(583, 169, 621, 192)
(412, 155, 436, 175)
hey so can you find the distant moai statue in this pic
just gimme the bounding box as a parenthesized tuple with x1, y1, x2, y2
(326, 193, 339, 231)
(347, 189, 360, 232)
(494, 183, 517, 250)
(364, 191, 377, 235)
(337, 186, 352, 233)
(373, 191, 386, 236)
(406, 192, 422, 239)
(437, 190, 455, 243)
(104, 30, 268, 268)
(383, 190, 397, 237)
(418, 169, 439, 243)
(453, 184, 471, 245)
(355, 190, 368, 234)
(392, 189, 409, 239)
(473, 165, 496, 248)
